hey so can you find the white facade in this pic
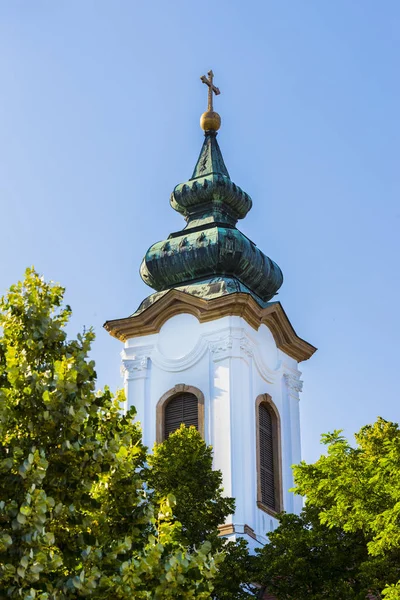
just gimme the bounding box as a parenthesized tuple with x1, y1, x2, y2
(120, 311, 304, 548)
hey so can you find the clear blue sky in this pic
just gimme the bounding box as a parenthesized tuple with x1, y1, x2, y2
(1, 1, 399, 463)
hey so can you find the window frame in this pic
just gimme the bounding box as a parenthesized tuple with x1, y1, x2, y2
(255, 394, 283, 516)
(156, 384, 205, 443)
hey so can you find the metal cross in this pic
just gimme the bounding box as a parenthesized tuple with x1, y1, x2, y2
(200, 70, 220, 112)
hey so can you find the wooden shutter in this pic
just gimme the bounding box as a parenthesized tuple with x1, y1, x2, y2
(259, 404, 276, 510)
(164, 393, 198, 439)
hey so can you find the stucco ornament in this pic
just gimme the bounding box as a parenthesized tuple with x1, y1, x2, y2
(121, 356, 149, 378)
(209, 335, 233, 360)
(284, 373, 304, 396)
(240, 336, 254, 358)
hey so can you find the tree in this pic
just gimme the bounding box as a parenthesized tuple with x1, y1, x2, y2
(293, 419, 400, 599)
(0, 268, 221, 599)
(255, 418, 400, 600)
(147, 425, 234, 549)
(211, 537, 257, 600)
(147, 425, 257, 599)
(255, 505, 371, 599)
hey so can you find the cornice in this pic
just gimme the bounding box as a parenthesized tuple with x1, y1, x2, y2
(104, 290, 316, 363)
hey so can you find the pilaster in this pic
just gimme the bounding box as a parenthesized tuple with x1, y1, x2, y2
(209, 335, 233, 499)
(283, 371, 303, 514)
(121, 350, 151, 446)
(209, 330, 255, 531)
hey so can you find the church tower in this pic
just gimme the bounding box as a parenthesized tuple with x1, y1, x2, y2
(104, 71, 316, 549)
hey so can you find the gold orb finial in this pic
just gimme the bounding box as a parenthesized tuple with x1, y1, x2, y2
(200, 70, 221, 131)
(200, 110, 221, 131)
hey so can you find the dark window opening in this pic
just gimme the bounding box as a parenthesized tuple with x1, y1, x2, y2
(164, 392, 198, 439)
(259, 403, 276, 510)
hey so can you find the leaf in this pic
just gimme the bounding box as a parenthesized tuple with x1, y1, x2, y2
(20, 555, 29, 568)
(72, 576, 83, 589)
(116, 445, 128, 460)
(17, 512, 27, 525)
(31, 562, 44, 574)
(44, 532, 55, 545)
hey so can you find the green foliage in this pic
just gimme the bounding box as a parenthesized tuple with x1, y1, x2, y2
(0, 268, 221, 599)
(258, 418, 400, 600)
(147, 426, 256, 599)
(148, 425, 235, 549)
(255, 505, 373, 599)
(211, 538, 258, 600)
(295, 418, 400, 600)
(294, 419, 400, 558)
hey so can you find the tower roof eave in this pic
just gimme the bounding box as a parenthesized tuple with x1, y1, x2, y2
(103, 289, 316, 363)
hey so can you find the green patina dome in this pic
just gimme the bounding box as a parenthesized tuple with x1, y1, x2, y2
(139, 129, 283, 306)
(171, 130, 252, 227)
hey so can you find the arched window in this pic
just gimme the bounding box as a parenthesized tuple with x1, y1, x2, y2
(164, 392, 198, 438)
(256, 395, 282, 514)
(156, 384, 205, 443)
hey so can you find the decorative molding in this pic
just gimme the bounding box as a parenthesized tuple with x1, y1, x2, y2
(153, 324, 274, 377)
(104, 289, 317, 363)
(152, 337, 208, 372)
(209, 335, 233, 360)
(243, 524, 257, 540)
(218, 523, 257, 540)
(284, 373, 303, 395)
(238, 331, 279, 382)
(121, 356, 148, 379)
(252, 351, 280, 384)
(218, 523, 235, 536)
(240, 336, 253, 358)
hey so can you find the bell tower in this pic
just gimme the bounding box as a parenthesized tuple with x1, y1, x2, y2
(104, 72, 316, 549)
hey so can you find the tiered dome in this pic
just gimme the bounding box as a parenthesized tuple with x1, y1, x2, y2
(171, 130, 252, 227)
(139, 96, 283, 307)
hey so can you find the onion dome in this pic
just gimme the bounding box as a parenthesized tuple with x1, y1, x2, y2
(171, 130, 252, 228)
(139, 72, 283, 306)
